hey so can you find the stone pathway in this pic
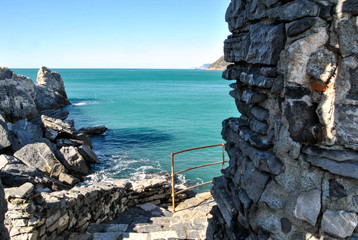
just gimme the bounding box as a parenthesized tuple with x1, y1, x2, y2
(69, 192, 215, 240)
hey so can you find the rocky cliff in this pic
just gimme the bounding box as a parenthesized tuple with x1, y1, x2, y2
(0, 67, 107, 239)
(207, 0, 358, 239)
(207, 56, 231, 70)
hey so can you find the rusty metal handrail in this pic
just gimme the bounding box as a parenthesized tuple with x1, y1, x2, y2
(170, 143, 226, 213)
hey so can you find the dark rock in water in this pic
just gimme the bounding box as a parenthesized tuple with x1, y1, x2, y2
(56, 138, 84, 148)
(35, 66, 70, 111)
(78, 145, 98, 163)
(57, 146, 89, 175)
(9, 119, 43, 151)
(79, 125, 108, 135)
(73, 132, 92, 148)
(31, 109, 69, 125)
(14, 141, 65, 178)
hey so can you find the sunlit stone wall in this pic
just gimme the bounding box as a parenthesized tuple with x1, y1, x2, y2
(207, 0, 358, 239)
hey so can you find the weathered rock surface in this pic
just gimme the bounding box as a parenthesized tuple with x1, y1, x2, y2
(35, 66, 70, 111)
(209, 0, 358, 239)
(78, 125, 107, 135)
(14, 142, 65, 178)
(321, 210, 358, 238)
(293, 189, 321, 226)
(57, 146, 89, 175)
(9, 119, 43, 151)
(0, 118, 11, 150)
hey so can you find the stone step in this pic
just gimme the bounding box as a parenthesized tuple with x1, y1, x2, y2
(122, 232, 150, 240)
(150, 230, 179, 240)
(87, 223, 128, 233)
(133, 223, 165, 233)
(93, 232, 122, 240)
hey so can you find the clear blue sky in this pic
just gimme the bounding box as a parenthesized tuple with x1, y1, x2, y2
(1, 0, 231, 68)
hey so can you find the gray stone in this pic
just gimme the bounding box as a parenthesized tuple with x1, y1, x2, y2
(0, 118, 11, 150)
(284, 101, 319, 143)
(336, 105, 358, 150)
(58, 146, 89, 175)
(307, 48, 337, 83)
(72, 132, 92, 148)
(280, 218, 291, 234)
(302, 145, 358, 163)
(342, 0, 358, 14)
(41, 115, 73, 136)
(285, 84, 311, 99)
(78, 125, 107, 135)
(78, 145, 98, 163)
(0, 67, 13, 80)
(250, 106, 269, 122)
(0, 155, 45, 187)
(250, 119, 268, 135)
(285, 27, 329, 86)
(287, 17, 317, 37)
(246, 0, 266, 21)
(0, 179, 9, 240)
(58, 173, 80, 185)
(211, 177, 237, 227)
(259, 181, 286, 210)
(5, 182, 34, 199)
(321, 210, 358, 238)
(35, 66, 70, 111)
(259, 0, 279, 8)
(14, 142, 65, 178)
(225, 0, 246, 32)
(224, 33, 250, 63)
(294, 189, 321, 226)
(268, 0, 320, 21)
(241, 90, 267, 104)
(335, 54, 358, 103)
(31, 109, 69, 125)
(10, 119, 43, 151)
(234, 159, 270, 202)
(329, 179, 347, 198)
(306, 155, 358, 179)
(336, 16, 358, 57)
(246, 23, 285, 65)
(239, 127, 272, 149)
(56, 138, 84, 147)
(0, 83, 38, 122)
(239, 72, 274, 89)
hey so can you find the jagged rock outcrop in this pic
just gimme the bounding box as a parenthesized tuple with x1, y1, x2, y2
(35, 66, 70, 111)
(208, 1, 358, 239)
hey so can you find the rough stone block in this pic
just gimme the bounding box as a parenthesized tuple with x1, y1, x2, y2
(321, 210, 358, 238)
(268, 0, 320, 21)
(5, 182, 34, 199)
(294, 189, 321, 226)
(246, 23, 285, 65)
(287, 17, 317, 37)
(336, 16, 358, 57)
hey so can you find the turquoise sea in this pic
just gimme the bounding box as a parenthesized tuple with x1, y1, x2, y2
(14, 69, 238, 191)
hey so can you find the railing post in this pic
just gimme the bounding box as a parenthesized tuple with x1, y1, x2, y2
(222, 143, 225, 169)
(171, 153, 176, 213)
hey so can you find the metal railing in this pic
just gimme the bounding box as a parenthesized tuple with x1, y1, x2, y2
(170, 143, 227, 213)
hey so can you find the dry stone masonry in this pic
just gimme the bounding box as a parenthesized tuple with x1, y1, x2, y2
(4, 176, 191, 240)
(207, 0, 358, 239)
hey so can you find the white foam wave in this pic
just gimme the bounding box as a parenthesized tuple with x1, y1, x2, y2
(73, 100, 99, 106)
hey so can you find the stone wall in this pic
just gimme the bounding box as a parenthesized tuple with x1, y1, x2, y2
(207, 0, 358, 239)
(4, 176, 189, 240)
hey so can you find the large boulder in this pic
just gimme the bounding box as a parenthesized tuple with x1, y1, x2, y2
(78, 125, 108, 135)
(0, 82, 38, 123)
(41, 115, 74, 141)
(57, 146, 90, 175)
(0, 154, 44, 187)
(8, 119, 43, 151)
(35, 66, 70, 111)
(13, 141, 66, 178)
